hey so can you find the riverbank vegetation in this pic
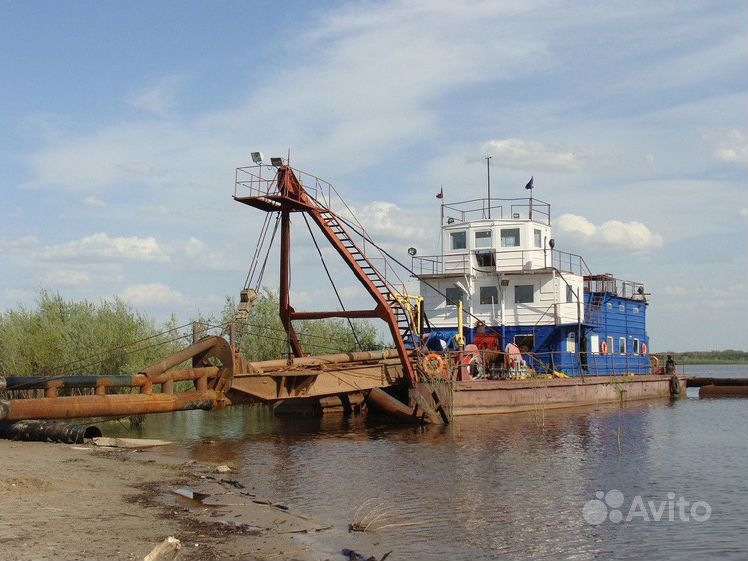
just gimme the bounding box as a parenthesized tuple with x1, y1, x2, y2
(655, 350, 748, 365)
(0, 290, 382, 377)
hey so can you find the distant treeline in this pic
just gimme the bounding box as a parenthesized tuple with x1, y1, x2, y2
(655, 350, 748, 365)
(0, 290, 383, 378)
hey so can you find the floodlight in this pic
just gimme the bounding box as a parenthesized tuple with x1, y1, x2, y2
(500, 279, 510, 287)
(446, 217, 455, 224)
(512, 213, 520, 218)
(548, 238, 555, 249)
(407, 247, 417, 256)
(270, 157, 284, 167)
(251, 151, 264, 164)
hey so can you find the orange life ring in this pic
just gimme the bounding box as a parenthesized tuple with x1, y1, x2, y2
(422, 353, 447, 377)
(600, 341, 608, 355)
(641, 343, 648, 356)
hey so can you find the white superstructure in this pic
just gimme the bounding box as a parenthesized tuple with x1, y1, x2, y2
(412, 197, 587, 333)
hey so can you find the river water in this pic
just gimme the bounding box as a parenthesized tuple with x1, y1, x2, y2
(109, 365, 748, 560)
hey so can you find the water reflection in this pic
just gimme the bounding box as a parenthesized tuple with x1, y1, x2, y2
(105, 383, 747, 560)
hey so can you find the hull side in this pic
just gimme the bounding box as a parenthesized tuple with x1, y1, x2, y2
(448, 375, 682, 416)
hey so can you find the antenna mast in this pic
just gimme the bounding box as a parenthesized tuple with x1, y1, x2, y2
(485, 155, 492, 219)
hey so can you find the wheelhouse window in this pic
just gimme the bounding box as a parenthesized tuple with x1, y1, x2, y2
(515, 284, 534, 304)
(500, 228, 521, 247)
(566, 284, 575, 303)
(475, 251, 496, 267)
(450, 231, 467, 250)
(633, 338, 640, 354)
(480, 286, 498, 305)
(534, 229, 542, 248)
(475, 230, 492, 249)
(445, 287, 463, 307)
(606, 336, 614, 354)
(619, 337, 627, 354)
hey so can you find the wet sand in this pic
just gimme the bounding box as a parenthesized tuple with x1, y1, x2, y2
(0, 440, 328, 561)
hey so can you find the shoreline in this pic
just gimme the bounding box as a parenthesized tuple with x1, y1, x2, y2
(0, 439, 333, 561)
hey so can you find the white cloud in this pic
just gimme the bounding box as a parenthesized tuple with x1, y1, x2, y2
(40, 269, 91, 287)
(169, 237, 244, 272)
(39, 265, 124, 287)
(556, 213, 663, 251)
(35, 233, 169, 263)
(664, 286, 686, 297)
(83, 195, 106, 208)
(125, 75, 183, 116)
(711, 129, 747, 164)
(138, 204, 169, 217)
(481, 139, 589, 173)
(121, 283, 184, 307)
(0, 235, 38, 252)
(351, 201, 430, 243)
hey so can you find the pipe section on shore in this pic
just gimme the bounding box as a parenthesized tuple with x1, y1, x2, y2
(0, 420, 102, 444)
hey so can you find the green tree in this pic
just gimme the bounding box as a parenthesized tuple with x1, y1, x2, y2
(0, 291, 185, 377)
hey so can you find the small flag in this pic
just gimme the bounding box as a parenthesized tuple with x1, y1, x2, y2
(436, 187, 444, 199)
(525, 176, 534, 190)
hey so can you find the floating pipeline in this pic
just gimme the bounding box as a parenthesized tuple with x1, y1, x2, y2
(699, 385, 748, 398)
(0, 390, 223, 422)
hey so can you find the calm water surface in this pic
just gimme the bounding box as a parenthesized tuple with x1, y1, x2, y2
(109, 364, 748, 560)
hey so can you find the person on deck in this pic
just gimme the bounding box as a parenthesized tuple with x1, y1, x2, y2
(665, 354, 676, 374)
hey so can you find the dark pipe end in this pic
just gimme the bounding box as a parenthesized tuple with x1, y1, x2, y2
(84, 426, 103, 439)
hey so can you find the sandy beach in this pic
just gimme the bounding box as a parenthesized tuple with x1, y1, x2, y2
(0, 439, 330, 561)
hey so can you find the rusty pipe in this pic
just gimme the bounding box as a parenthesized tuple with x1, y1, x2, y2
(0, 390, 222, 421)
(699, 385, 748, 398)
(2, 368, 219, 391)
(140, 336, 223, 378)
(247, 349, 399, 372)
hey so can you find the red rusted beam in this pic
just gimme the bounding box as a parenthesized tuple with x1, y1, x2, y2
(140, 337, 221, 378)
(0, 390, 223, 421)
(280, 209, 304, 357)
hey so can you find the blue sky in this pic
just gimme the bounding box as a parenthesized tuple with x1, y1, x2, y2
(1, 0, 746, 351)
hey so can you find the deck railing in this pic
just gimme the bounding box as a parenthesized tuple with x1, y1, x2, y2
(417, 348, 654, 381)
(412, 248, 589, 276)
(584, 275, 646, 300)
(441, 197, 551, 226)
